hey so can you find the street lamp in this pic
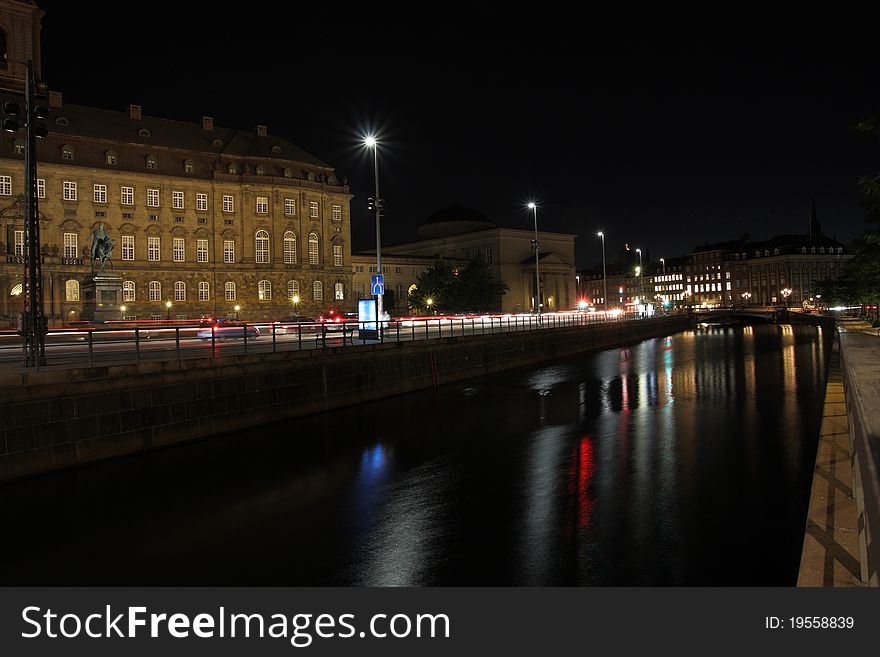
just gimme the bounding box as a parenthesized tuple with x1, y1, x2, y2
(635, 248, 643, 310)
(165, 300, 172, 320)
(575, 274, 580, 304)
(597, 231, 608, 312)
(741, 291, 751, 307)
(119, 305, 127, 316)
(426, 297, 434, 315)
(660, 257, 666, 275)
(364, 135, 385, 324)
(292, 294, 300, 315)
(234, 304, 241, 320)
(781, 287, 792, 308)
(527, 202, 541, 316)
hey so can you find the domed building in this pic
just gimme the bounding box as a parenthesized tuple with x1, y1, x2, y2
(352, 204, 577, 314)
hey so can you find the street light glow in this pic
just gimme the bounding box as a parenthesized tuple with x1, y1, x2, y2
(363, 135, 378, 149)
(597, 231, 604, 237)
(527, 202, 536, 209)
(165, 301, 172, 309)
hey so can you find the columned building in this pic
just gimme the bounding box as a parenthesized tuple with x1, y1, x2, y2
(358, 205, 577, 314)
(0, 0, 352, 324)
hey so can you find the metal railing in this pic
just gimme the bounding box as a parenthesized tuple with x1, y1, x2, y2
(0, 310, 671, 371)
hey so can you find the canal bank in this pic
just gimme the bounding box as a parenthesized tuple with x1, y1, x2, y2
(0, 315, 689, 482)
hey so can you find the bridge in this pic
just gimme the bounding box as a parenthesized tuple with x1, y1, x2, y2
(689, 307, 828, 325)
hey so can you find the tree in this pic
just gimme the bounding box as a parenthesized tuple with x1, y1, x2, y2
(408, 256, 509, 314)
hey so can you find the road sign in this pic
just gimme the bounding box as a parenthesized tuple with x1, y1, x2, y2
(371, 274, 385, 296)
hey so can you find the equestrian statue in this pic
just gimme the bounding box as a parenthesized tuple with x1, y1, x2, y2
(88, 222, 115, 273)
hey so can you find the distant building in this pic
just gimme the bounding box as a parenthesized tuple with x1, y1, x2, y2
(354, 205, 577, 314)
(0, 0, 352, 324)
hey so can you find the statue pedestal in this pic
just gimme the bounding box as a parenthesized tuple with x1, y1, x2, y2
(80, 273, 123, 324)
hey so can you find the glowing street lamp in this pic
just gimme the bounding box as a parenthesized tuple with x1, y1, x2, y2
(234, 304, 241, 320)
(781, 287, 792, 308)
(364, 134, 384, 324)
(426, 297, 434, 315)
(527, 202, 541, 316)
(597, 231, 607, 312)
(660, 257, 666, 275)
(292, 294, 300, 315)
(741, 291, 752, 307)
(635, 248, 643, 308)
(165, 300, 172, 320)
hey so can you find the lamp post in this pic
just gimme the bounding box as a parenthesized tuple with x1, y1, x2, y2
(635, 248, 643, 312)
(781, 287, 792, 308)
(364, 135, 384, 324)
(575, 274, 580, 302)
(741, 291, 751, 307)
(119, 305, 127, 317)
(234, 304, 241, 320)
(165, 300, 172, 320)
(426, 297, 434, 315)
(597, 231, 608, 312)
(660, 257, 666, 275)
(4, 60, 49, 367)
(527, 202, 541, 316)
(292, 294, 300, 316)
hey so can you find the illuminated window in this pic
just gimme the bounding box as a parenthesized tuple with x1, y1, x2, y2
(61, 145, 74, 161)
(65, 279, 79, 301)
(283, 232, 296, 264)
(148, 281, 161, 301)
(255, 230, 270, 263)
(174, 281, 186, 301)
(13, 229, 23, 255)
(121, 186, 134, 205)
(224, 281, 236, 301)
(258, 280, 272, 300)
(105, 151, 118, 165)
(313, 280, 323, 300)
(287, 280, 299, 300)
(198, 281, 210, 301)
(309, 201, 319, 218)
(123, 280, 135, 302)
(308, 232, 319, 264)
(146, 155, 157, 170)
(63, 180, 77, 201)
(196, 193, 208, 211)
(93, 184, 107, 203)
(173, 237, 185, 262)
(0, 175, 11, 195)
(63, 232, 78, 258)
(222, 195, 234, 212)
(256, 196, 268, 214)
(284, 198, 295, 216)
(148, 236, 161, 261)
(334, 282, 344, 300)
(37, 178, 45, 199)
(223, 240, 235, 263)
(184, 160, 194, 173)
(331, 204, 341, 221)
(333, 244, 343, 267)
(121, 235, 134, 260)
(197, 239, 208, 263)
(172, 190, 184, 209)
(147, 188, 159, 207)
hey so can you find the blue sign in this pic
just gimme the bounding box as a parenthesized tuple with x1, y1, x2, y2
(371, 274, 385, 296)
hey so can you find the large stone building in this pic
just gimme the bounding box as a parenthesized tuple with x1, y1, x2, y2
(0, 0, 352, 325)
(352, 205, 577, 314)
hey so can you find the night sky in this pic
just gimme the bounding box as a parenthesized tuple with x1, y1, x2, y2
(36, 4, 880, 268)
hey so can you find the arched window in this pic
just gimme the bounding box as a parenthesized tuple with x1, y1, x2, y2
(198, 281, 210, 301)
(61, 144, 75, 161)
(313, 280, 323, 300)
(334, 282, 344, 300)
(105, 150, 118, 165)
(819, 247, 825, 254)
(174, 281, 186, 301)
(65, 279, 79, 302)
(810, 247, 816, 254)
(755, 251, 760, 257)
(255, 230, 270, 263)
(149, 281, 161, 301)
(258, 280, 272, 300)
(123, 280, 135, 302)
(224, 281, 236, 301)
(801, 247, 807, 254)
(184, 159, 194, 173)
(145, 154, 157, 169)
(255, 165, 266, 176)
(228, 163, 239, 175)
(837, 247, 843, 254)
(283, 231, 296, 264)
(10, 283, 22, 297)
(308, 232, 319, 265)
(764, 249, 769, 256)
(287, 280, 300, 301)
(773, 248, 779, 255)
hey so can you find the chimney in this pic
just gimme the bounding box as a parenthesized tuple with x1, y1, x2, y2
(129, 104, 142, 120)
(202, 116, 214, 131)
(48, 91, 62, 108)
(256, 124, 267, 137)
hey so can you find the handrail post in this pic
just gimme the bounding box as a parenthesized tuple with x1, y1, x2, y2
(211, 323, 216, 356)
(243, 322, 248, 355)
(135, 327, 140, 364)
(272, 322, 277, 353)
(88, 329, 93, 368)
(176, 327, 181, 364)
(298, 323, 302, 350)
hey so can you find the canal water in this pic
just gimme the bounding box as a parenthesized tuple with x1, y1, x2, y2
(2, 323, 830, 585)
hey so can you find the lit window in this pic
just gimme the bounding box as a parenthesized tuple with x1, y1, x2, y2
(184, 160, 194, 173)
(173, 237, 185, 262)
(196, 193, 208, 211)
(13, 140, 24, 155)
(146, 155, 157, 170)
(172, 190, 184, 209)
(255, 230, 270, 263)
(121, 186, 134, 205)
(65, 279, 79, 301)
(197, 239, 208, 263)
(61, 145, 74, 161)
(313, 280, 323, 300)
(198, 281, 210, 301)
(148, 236, 161, 261)
(147, 188, 159, 207)
(331, 204, 341, 221)
(309, 201, 319, 218)
(287, 280, 299, 300)
(123, 281, 135, 302)
(224, 281, 236, 301)
(106, 151, 118, 165)
(258, 280, 272, 300)
(256, 196, 268, 214)
(63, 232, 78, 259)
(0, 175, 11, 196)
(63, 181, 77, 201)
(121, 235, 134, 260)
(37, 179, 45, 199)
(308, 232, 319, 265)
(13, 230, 23, 255)
(149, 281, 161, 301)
(283, 232, 297, 264)
(174, 281, 186, 301)
(284, 198, 295, 216)
(223, 195, 234, 212)
(223, 240, 235, 263)
(334, 282, 344, 300)
(93, 184, 107, 203)
(333, 244, 343, 267)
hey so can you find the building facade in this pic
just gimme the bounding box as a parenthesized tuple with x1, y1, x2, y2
(0, 1, 352, 325)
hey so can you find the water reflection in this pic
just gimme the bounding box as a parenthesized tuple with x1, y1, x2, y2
(0, 324, 830, 586)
